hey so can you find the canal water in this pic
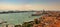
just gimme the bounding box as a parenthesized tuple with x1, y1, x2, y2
(0, 12, 40, 26)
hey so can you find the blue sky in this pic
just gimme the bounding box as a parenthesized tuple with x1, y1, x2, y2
(0, 0, 60, 10)
(0, 0, 60, 4)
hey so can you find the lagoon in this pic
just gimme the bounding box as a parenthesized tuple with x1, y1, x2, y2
(0, 12, 40, 25)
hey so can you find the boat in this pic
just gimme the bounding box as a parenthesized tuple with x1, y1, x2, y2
(32, 11, 43, 16)
(32, 9, 46, 16)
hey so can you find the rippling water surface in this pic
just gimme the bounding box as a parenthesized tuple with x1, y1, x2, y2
(0, 12, 40, 25)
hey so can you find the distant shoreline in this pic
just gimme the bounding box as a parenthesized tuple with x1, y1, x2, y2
(0, 11, 60, 14)
(0, 11, 38, 14)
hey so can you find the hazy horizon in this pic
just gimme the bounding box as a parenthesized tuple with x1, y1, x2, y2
(0, 0, 60, 11)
